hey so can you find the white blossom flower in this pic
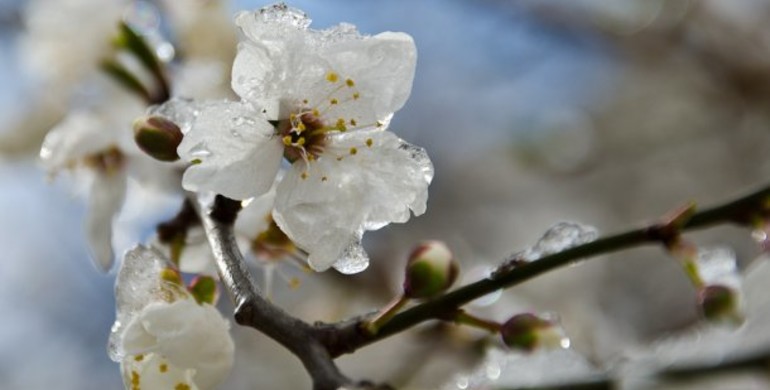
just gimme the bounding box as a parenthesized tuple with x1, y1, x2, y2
(177, 4, 433, 273)
(110, 245, 234, 390)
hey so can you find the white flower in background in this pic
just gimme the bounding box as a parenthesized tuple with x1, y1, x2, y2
(110, 246, 234, 390)
(21, 0, 126, 92)
(177, 4, 433, 273)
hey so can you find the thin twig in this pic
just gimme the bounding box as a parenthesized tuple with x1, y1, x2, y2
(318, 184, 770, 357)
(195, 195, 353, 390)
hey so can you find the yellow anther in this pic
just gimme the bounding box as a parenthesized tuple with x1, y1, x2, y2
(301, 172, 308, 180)
(296, 121, 306, 131)
(289, 277, 301, 289)
(131, 371, 140, 385)
(350, 119, 357, 126)
(353, 92, 360, 100)
(312, 109, 320, 117)
(289, 113, 297, 121)
(366, 138, 373, 147)
(175, 384, 191, 390)
(330, 98, 338, 105)
(282, 136, 293, 146)
(349, 147, 358, 155)
(326, 72, 339, 83)
(297, 137, 306, 146)
(308, 154, 316, 161)
(134, 354, 144, 362)
(336, 118, 347, 131)
(346, 78, 355, 87)
(159, 364, 168, 373)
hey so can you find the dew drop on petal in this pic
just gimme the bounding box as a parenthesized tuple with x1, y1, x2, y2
(155, 42, 175, 62)
(332, 240, 370, 274)
(486, 362, 501, 381)
(456, 376, 469, 389)
(523, 222, 598, 261)
(695, 247, 740, 287)
(189, 142, 212, 158)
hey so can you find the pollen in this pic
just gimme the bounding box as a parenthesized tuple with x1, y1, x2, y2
(336, 118, 347, 131)
(321, 176, 328, 182)
(296, 121, 306, 132)
(301, 172, 308, 180)
(175, 384, 191, 390)
(159, 363, 168, 373)
(349, 147, 358, 155)
(312, 109, 320, 117)
(131, 371, 140, 387)
(346, 78, 355, 87)
(282, 136, 293, 146)
(296, 137, 306, 146)
(350, 119, 357, 126)
(330, 98, 338, 105)
(134, 354, 144, 362)
(366, 138, 373, 147)
(353, 92, 360, 100)
(326, 72, 339, 83)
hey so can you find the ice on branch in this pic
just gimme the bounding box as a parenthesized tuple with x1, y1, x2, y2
(173, 3, 432, 273)
(109, 246, 234, 390)
(520, 222, 599, 262)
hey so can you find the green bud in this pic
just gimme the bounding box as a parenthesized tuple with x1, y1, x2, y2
(133, 116, 183, 162)
(403, 240, 458, 299)
(698, 285, 742, 324)
(500, 313, 568, 352)
(189, 275, 218, 305)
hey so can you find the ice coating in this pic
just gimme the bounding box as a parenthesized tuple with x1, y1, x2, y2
(148, 97, 201, 135)
(333, 239, 370, 274)
(695, 246, 741, 288)
(521, 222, 599, 261)
(108, 245, 175, 361)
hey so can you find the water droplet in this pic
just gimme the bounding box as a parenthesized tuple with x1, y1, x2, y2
(155, 42, 175, 62)
(695, 247, 739, 287)
(485, 362, 501, 380)
(189, 143, 212, 158)
(122, 1, 160, 33)
(456, 376, 469, 389)
(332, 240, 369, 274)
(230, 129, 242, 138)
(522, 222, 598, 261)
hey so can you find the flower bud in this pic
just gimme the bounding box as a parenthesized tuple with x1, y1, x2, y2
(403, 240, 458, 299)
(133, 115, 183, 162)
(189, 275, 218, 305)
(698, 284, 742, 324)
(500, 313, 569, 352)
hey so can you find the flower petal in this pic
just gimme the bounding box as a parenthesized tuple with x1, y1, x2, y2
(121, 352, 199, 390)
(39, 112, 115, 172)
(273, 130, 433, 272)
(177, 100, 282, 200)
(85, 170, 127, 272)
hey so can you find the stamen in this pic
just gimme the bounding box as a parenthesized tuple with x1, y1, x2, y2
(346, 78, 355, 87)
(326, 72, 339, 83)
(366, 138, 373, 147)
(349, 147, 358, 155)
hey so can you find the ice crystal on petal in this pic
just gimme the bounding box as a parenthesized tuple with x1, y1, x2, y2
(522, 222, 599, 261)
(333, 240, 370, 274)
(255, 3, 310, 29)
(695, 246, 740, 288)
(149, 97, 200, 135)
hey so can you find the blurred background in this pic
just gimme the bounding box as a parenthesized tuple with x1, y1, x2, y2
(2, 0, 770, 388)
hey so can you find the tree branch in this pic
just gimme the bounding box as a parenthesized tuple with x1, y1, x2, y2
(319, 184, 770, 357)
(195, 195, 354, 390)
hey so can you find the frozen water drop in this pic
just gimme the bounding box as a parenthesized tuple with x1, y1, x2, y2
(695, 246, 740, 288)
(333, 240, 369, 274)
(189, 142, 212, 158)
(486, 362, 501, 380)
(257, 3, 311, 29)
(155, 42, 175, 62)
(456, 377, 469, 389)
(230, 129, 242, 138)
(523, 222, 598, 261)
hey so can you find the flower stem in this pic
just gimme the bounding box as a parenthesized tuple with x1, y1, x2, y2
(448, 310, 501, 333)
(363, 294, 409, 335)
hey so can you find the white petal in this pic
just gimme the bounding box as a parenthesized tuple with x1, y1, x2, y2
(39, 112, 114, 172)
(273, 130, 433, 272)
(125, 300, 234, 389)
(177, 100, 283, 200)
(85, 171, 127, 272)
(235, 179, 279, 239)
(121, 353, 198, 390)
